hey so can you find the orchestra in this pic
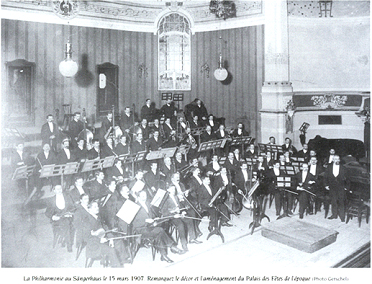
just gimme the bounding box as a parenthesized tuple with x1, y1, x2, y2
(7, 97, 367, 268)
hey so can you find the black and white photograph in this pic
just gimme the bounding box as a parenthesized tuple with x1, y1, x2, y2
(0, 0, 370, 282)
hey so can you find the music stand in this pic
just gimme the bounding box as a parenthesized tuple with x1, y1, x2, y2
(246, 157, 257, 167)
(291, 161, 301, 173)
(258, 143, 267, 153)
(161, 93, 172, 101)
(120, 153, 137, 178)
(116, 199, 141, 224)
(284, 165, 296, 176)
(299, 122, 310, 133)
(12, 165, 36, 204)
(198, 139, 227, 154)
(218, 156, 226, 165)
(276, 176, 293, 188)
(40, 162, 80, 189)
(230, 136, 252, 154)
(265, 144, 283, 160)
(146, 147, 177, 161)
(150, 189, 169, 208)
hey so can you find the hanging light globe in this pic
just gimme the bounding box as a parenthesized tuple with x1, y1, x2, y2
(214, 53, 228, 81)
(59, 40, 78, 77)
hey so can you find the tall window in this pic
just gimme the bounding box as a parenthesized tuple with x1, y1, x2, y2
(158, 13, 191, 90)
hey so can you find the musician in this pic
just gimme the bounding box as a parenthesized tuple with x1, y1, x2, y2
(129, 170, 147, 199)
(233, 162, 250, 195)
(100, 179, 121, 229)
(267, 161, 287, 216)
(99, 111, 114, 144)
(87, 139, 101, 160)
(264, 151, 274, 169)
(114, 183, 135, 234)
(131, 133, 146, 154)
(56, 138, 75, 164)
(232, 122, 249, 137)
(233, 148, 243, 163)
(86, 171, 108, 201)
(215, 124, 229, 156)
(139, 118, 150, 141)
(72, 193, 91, 252)
(309, 149, 318, 159)
(114, 135, 130, 156)
(84, 201, 122, 267)
(106, 159, 129, 183)
(36, 143, 56, 170)
(160, 185, 193, 253)
(324, 155, 348, 222)
(160, 98, 177, 121)
(101, 137, 116, 159)
(201, 125, 216, 142)
(295, 163, 316, 219)
(297, 143, 310, 163)
(68, 112, 84, 149)
(213, 167, 233, 209)
(141, 99, 155, 121)
(246, 144, 258, 159)
(193, 99, 208, 124)
(177, 116, 188, 136)
(279, 154, 290, 167)
(41, 114, 59, 152)
(174, 152, 187, 171)
(268, 136, 276, 145)
(120, 106, 138, 134)
(254, 155, 268, 173)
(183, 127, 198, 160)
(207, 114, 219, 132)
(189, 115, 200, 129)
(323, 148, 336, 168)
(204, 154, 221, 178)
(187, 167, 203, 203)
(146, 130, 163, 151)
(282, 137, 297, 155)
(162, 117, 175, 139)
(144, 161, 160, 195)
(132, 190, 183, 263)
(160, 157, 176, 182)
(283, 151, 292, 164)
(11, 140, 33, 169)
(73, 137, 88, 162)
(45, 185, 75, 252)
(69, 176, 87, 204)
(224, 152, 240, 177)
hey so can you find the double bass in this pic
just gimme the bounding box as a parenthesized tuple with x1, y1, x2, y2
(78, 108, 94, 150)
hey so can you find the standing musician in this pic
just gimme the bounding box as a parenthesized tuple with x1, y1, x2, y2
(73, 137, 88, 162)
(295, 163, 316, 219)
(87, 139, 101, 160)
(45, 185, 75, 252)
(99, 111, 114, 144)
(297, 143, 310, 163)
(83, 201, 122, 267)
(144, 161, 160, 196)
(41, 114, 60, 152)
(323, 148, 336, 169)
(141, 99, 156, 122)
(101, 137, 116, 158)
(193, 99, 208, 125)
(120, 106, 138, 135)
(114, 135, 130, 156)
(308, 156, 326, 214)
(160, 98, 177, 124)
(267, 160, 288, 217)
(68, 112, 84, 149)
(146, 130, 163, 152)
(132, 190, 183, 263)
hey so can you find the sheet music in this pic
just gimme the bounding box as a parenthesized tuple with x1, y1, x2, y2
(116, 199, 141, 224)
(150, 189, 167, 208)
(131, 180, 145, 193)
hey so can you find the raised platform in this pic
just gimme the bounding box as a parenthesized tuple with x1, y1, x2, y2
(262, 217, 339, 253)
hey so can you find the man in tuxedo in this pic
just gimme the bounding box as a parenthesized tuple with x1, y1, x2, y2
(11, 141, 33, 169)
(224, 152, 240, 178)
(160, 157, 176, 182)
(141, 99, 155, 121)
(282, 137, 297, 155)
(68, 112, 84, 149)
(246, 144, 258, 159)
(160, 98, 177, 122)
(267, 161, 288, 216)
(131, 133, 146, 154)
(41, 114, 59, 152)
(56, 138, 75, 164)
(99, 111, 114, 144)
(73, 137, 88, 162)
(308, 156, 326, 214)
(162, 117, 175, 139)
(174, 152, 187, 171)
(114, 135, 130, 155)
(88, 139, 101, 160)
(69, 176, 87, 204)
(324, 155, 348, 222)
(232, 122, 249, 137)
(139, 118, 150, 141)
(323, 148, 336, 168)
(297, 143, 310, 163)
(120, 106, 138, 134)
(295, 163, 316, 219)
(147, 130, 163, 151)
(206, 114, 219, 132)
(144, 161, 160, 196)
(86, 171, 108, 201)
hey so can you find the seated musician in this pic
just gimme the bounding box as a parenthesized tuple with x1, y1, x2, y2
(56, 138, 75, 165)
(254, 155, 268, 173)
(35, 143, 57, 191)
(160, 157, 176, 183)
(114, 135, 130, 156)
(45, 185, 75, 252)
(182, 127, 198, 160)
(282, 137, 297, 155)
(114, 183, 136, 235)
(72, 193, 91, 251)
(279, 154, 290, 167)
(215, 124, 229, 156)
(73, 137, 88, 162)
(69, 176, 87, 205)
(132, 190, 183, 263)
(151, 118, 163, 138)
(106, 159, 129, 183)
(177, 116, 188, 136)
(99, 111, 114, 144)
(199, 176, 231, 230)
(146, 130, 163, 151)
(207, 114, 219, 132)
(205, 154, 221, 177)
(86, 171, 108, 201)
(160, 185, 193, 253)
(297, 143, 310, 163)
(283, 151, 292, 164)
(100, 178, 120, 229)
(268, 136, 276, 145)
(213, 167, 236, 218)
(232, 122, 249, 137)
(144, 161, 160, 196)
(193, 99, 208, 124)
(233, 162, 250, 196)
(225, 152, 240, 177)
(120, 106, 138, 134)
(171, 172, 203, 243)
(139, 118, 150, 141)
(246, 144, 258, 159)
(189, 115, 200, 129)
(101, 137, 116, 158)
(295, 163, 316, 219)
(162, 117, 175, 139)
(131, 132, 146, 154)
(87, 139, 101, 160)
(264, 151, 274, 169)
(84, 201, 122, 267)
(201, 125, 216, 142)
(129, 170, 147, 200)
(174, 152, 187, 171)
(11, 140, 32, 169)
(233, 148, 244, 163)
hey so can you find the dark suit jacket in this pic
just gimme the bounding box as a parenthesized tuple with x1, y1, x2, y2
(56, 149, 76, 165)
(120, 113, 137, 131)
(295, 170, 316, 189)
(162, 123, 174, 139)
(101, 145, 115, 158)
(324, 164, 348, 192)
(201, 131, 216, 142)
(160, 103, 176, 119)
(147, 137, 163, 151)
(207, 120, 219, 132)
(69, 185, 86, 204)
(297, 150, 310, 162)
(160, 194, 182, 216)
(114, 143, 129, 155)
(85, 180, 108, 201)
(88, 148, 100, 160)
(41, 122, 59, 146)
(73, 147, 88, 162)
(45, 193, 75, 221)
(144, 170, 161, 189)
(141, 105, 155, 121)
(132, 202, 157, 231)
(68, 119, 84, 140)
(282, 144, 298, 154)
(197, 184, 215, 209)
(36, 151, 56, 171)
(232, 129, 249, 137)
(11, 150, 33, 168)
(131, 140, 146, 154)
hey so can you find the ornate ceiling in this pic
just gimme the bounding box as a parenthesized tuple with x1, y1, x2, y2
(1, 0, 265, 33)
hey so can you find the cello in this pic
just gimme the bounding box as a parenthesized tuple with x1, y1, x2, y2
(78, 108, 94, 150)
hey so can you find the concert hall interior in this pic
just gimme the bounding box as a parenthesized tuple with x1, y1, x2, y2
(1, 0, 370, 270)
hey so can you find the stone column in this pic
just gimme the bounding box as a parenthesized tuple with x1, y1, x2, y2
(260, 0, 293, 145)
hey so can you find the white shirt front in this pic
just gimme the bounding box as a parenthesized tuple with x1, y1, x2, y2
(242, 170, 248, 182)
(64, 148, 70, 160)
(302, 171, 308, 183)
(205, 184, 213, 196)
(310, 165, 317, 176)
(48, 122, 54, 133)
(333, 164, 340, 177)
(56, 194, 66, 210)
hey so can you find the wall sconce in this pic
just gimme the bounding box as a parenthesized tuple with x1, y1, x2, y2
(201, 63, 210, 78)
(138, 63, 148, 78)
(59, 40, 78, 77)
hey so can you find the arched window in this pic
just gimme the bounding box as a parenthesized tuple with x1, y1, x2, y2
(158, 13, 191, 91)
